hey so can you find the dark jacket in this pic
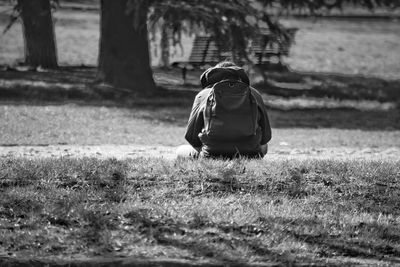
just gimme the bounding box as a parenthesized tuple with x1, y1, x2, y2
(185, 66, 272, 156)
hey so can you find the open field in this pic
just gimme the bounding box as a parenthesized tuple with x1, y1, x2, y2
(281, 18, 400, 79)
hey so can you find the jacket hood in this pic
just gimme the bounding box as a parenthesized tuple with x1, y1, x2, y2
(200, 66, 250, 88)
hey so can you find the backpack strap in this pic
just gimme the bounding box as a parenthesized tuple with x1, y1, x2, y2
(204, 91, 214, 134)
(249, 91, 258, 135)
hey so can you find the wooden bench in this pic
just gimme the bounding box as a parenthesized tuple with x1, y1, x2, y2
(171, 36, 223, 69)
(250, 27, 298, 65)
(172, 28, 298, 81)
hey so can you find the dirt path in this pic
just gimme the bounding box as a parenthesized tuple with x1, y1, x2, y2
(1, 144, 399, 161)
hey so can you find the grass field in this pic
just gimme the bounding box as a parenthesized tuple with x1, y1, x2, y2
(1, 3, 400, 266)
(0, 93, 399, 265)
(1, 157, 400, 265)
(281, 18, 400, 80)
(1, 104, 400, 149)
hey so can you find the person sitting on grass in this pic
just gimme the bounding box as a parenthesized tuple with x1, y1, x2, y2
(177, 61, 271, 159)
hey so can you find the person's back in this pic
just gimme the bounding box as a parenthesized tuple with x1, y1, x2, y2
(180, 61, 271, 159)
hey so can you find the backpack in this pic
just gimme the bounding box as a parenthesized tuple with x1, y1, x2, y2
(200, 80, 261, 157)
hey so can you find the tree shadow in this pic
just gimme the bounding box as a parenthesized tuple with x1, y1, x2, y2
(121, 208, 400, 266)
(122, 209, 300, 266)
(254, 68, 400, 102)
(267, 216, 400, 265)
(0, 65, 98, 85)
(0, 66, 399, 130)
(0, 66, 196, 105)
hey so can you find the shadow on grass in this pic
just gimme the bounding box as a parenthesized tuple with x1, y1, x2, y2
(278, 217, 400, 264)
(0, 66, 399, 130)
(254, 67, 400, 102)
(123, 208, 299, 266)
(121, 209, 400, 266)
(0, 66, 196, 106)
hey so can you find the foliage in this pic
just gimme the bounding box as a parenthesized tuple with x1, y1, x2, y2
(148, 0, 267, 64)
(146, 0, 399, 65)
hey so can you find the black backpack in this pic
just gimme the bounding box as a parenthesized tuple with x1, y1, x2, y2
(200, 80, 261, 157)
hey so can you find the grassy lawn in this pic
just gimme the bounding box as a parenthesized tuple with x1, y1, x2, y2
(281, 18, 400, 80)
(1, 157, 399, 265)
(1, 98, 399, 265)
(1, 104, 400, 150)
(1, 3, 400, 266)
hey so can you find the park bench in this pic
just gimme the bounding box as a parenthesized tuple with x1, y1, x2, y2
(172, 27, 298, 80)
(250, 27, 298, 65)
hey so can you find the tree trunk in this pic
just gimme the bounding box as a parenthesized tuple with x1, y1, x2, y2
(160, 23, 170, 67)
(98, 0, 156, 93)
(18, 0, 58, 68)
